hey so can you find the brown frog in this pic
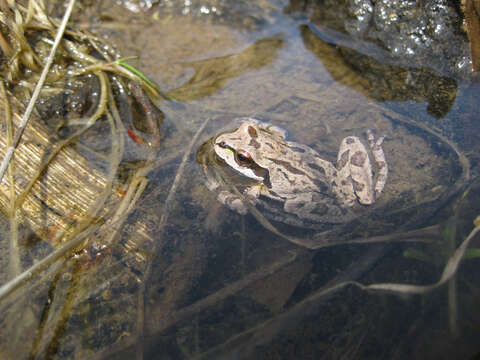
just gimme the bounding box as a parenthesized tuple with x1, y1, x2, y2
(201, 118, 388, 228)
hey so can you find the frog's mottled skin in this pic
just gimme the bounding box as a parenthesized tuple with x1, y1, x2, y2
(205, 118, 388, 228)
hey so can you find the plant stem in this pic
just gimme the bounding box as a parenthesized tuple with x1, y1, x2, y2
(0, 0, 76, 183)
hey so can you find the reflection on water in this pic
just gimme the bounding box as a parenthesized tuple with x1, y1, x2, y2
(300, 24, 458, 118)
(1, 1, 479, 360)
(168, 36, 285, 101)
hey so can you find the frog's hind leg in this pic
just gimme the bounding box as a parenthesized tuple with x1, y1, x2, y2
(366, 130, 388, 198)
(337, 136, 375, 205)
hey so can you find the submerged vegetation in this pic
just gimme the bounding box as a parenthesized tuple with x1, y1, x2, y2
(0, 0, 164, 289)
(0, 1, 185, 357)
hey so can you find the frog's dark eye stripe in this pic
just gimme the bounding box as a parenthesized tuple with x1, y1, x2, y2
(217, 141, 236, 156)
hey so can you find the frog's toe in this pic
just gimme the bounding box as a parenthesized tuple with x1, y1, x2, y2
(366, 129, 387, 150)
(244, 185, 262, 203)
(230, 199, 248, 215)
(205, 178, 220, 191)
(374, 135, 385, 149)
(366, 129, 376, 148)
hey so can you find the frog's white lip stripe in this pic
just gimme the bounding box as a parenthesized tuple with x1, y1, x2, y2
(214, 143, 264, 181)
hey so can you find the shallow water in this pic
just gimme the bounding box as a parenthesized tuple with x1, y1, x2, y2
(1, 1, 479, 359)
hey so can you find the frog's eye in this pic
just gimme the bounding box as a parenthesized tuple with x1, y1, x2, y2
(235, 149, 253, 167)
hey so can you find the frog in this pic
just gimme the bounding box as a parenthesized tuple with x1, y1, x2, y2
(201, 117, 388, 228)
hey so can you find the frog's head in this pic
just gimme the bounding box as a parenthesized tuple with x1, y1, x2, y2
(213, 119, 270, 185)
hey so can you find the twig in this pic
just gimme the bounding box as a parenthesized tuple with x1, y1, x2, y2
(14, 70, 108, 210)
(155, 251, 299, 333)
(0, 77, 124, 302)
(0, 223, 97, 302)
(195, 222, 480, 359)
(28, 258, 70, 359)
(0, 0, 76, 183)
(128, 81, 162, 148)
(447, 218, 459, 337)
(194, 245, 387, 359)
(136, 116, 211, 360)
(0, 81, 21, 279)
(358, 223, 480, 294)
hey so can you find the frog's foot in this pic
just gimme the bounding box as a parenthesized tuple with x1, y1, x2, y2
(366, 129, 388, 198)
(205, 176, 220, 192)
(215, 185, 264, 215)
(243, 185, 262, 204)
(217, 191, 248, 215)
(204, 174, 248, 215)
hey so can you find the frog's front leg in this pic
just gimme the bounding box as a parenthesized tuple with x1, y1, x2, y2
(244, 185, 262, 203)
(219, 185, 263, 214)
(204, 167, 249, 215)
(217, 190, 248, 215)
